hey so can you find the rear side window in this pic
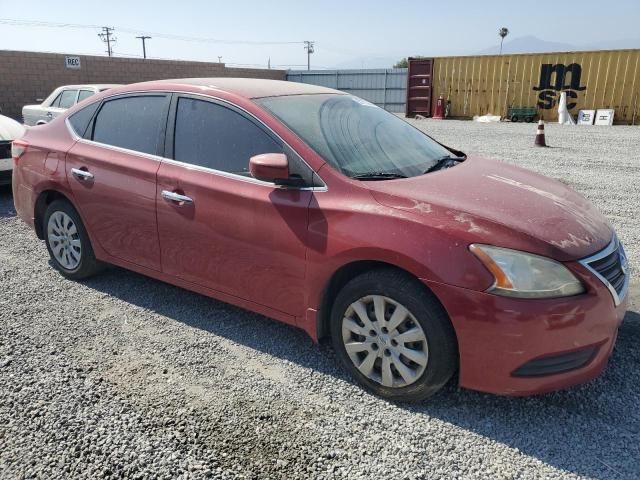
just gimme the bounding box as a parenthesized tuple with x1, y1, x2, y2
(92, 96, 167, 155)
(68, 102, 100, 138)
(173, 97, 282, 175)
(77, 90, 94, 102)
(58, 90, 78, 109)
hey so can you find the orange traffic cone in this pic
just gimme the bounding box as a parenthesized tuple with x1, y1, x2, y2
(534, 119, 547, 147)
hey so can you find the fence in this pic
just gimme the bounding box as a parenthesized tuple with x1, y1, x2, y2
(286, 69, 408, 113)
(0, 50, 286, 121)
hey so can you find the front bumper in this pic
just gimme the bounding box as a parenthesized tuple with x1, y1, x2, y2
(425, 261, 627, 395)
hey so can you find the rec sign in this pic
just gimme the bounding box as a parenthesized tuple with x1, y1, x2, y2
(65, 56, 81, 69)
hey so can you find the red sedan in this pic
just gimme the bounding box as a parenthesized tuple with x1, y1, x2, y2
(11, 79, 629, 401)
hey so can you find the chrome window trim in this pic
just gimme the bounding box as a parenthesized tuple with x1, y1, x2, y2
(159, 157, 327, 191)
(579, 235, 629, 307)
(66, 117, 166, 162)
(64, 90, 328, 192)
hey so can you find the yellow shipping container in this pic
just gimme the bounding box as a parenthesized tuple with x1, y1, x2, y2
(430, 49, 640, 124)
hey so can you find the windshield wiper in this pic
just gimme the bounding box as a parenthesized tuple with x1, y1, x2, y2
(350, 172, 408, 181)
(424, 155, 463, 174)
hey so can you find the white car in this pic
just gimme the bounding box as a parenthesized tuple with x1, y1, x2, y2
(0, 114, 26, 185)
(22, 84, 120, 126)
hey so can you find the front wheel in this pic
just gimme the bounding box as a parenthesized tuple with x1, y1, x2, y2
(330, 269, 458, 402)
(44, 200, 103, 280)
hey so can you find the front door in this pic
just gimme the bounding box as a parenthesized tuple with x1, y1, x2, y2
(156, 95, 313, 316)
(66, 93, 170, 271)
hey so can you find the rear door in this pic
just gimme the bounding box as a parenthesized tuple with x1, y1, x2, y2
(66, 93, 170, 271)
(156, 95, 314, 316)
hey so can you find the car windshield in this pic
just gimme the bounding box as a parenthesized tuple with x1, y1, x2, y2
(256, 94, 459, 179)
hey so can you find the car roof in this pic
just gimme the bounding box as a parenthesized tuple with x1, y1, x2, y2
(128, 78, 345, 99)
(58, 84, 122, 90)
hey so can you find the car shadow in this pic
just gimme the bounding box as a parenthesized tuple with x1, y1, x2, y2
(80, 266, 640, 479)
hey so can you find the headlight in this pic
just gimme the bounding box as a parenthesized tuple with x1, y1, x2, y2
(470, 244, 585, 298)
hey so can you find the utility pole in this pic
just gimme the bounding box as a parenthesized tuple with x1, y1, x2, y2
(217, 56, 223, 63)
(136, 35, 152, 59)
(304, 41, 314, 70)
(98, 26, 116, 57)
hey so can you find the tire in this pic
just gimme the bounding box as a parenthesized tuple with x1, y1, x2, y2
(43, 199, 103, 280)
(525, 116, 534, 123)
(330, 268, 458, 402)
(510, 115, 519, 123)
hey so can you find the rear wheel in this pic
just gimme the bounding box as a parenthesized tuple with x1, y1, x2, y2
(44, 200, 103, 279)
(330, 269, 457, 402)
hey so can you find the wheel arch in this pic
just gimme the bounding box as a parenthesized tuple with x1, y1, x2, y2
(34, 190, 75, 239)
(315, 260, 457, 347)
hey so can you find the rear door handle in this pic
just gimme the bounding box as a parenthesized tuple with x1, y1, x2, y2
(71, 168, 94, 181)
(161, 190, 193, 204)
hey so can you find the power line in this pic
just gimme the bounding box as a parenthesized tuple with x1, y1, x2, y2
(98, 26, 116, 57)
(0, 18, 305, 45)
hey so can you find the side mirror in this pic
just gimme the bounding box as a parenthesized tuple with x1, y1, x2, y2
(249, 153, 289, 182)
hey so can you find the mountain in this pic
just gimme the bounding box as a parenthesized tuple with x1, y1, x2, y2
(479, 35, 640, 55)
(583, 38, 640, 50)
(479, 35, 576, 55)
(333, 55, 406, 69)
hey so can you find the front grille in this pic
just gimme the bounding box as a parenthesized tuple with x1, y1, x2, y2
(580, 237, 629, 306)
(0, 141, 11, 159)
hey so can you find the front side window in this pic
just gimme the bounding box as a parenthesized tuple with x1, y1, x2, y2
(257, 94, 457, 178)
(58, 90, 78, 109)
(173, 97, 282, 175)
(92, 96, 167, 155)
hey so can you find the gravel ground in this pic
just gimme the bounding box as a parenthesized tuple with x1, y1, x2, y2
(1, 120, 639, 479)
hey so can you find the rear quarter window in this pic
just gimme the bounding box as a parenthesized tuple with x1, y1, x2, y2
(68, 102, 101, 138)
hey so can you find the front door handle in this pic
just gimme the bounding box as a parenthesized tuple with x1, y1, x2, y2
(71, 167, 94, 181)
(46, 112, 53, 117)
(161, 190, 193, 204)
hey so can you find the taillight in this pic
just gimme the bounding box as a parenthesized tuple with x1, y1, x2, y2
(11, 140, 28, 162)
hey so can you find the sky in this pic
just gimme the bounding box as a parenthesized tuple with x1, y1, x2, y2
(1, 0, 639, 69)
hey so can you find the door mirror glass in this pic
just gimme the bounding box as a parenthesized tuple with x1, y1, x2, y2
(249, 153, 289, 182)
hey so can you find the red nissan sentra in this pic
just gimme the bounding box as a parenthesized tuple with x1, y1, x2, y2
(12, 79, 629, 401)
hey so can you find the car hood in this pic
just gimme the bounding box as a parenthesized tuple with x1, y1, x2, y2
(0, 114, 26, 140)
(366, 155, 612, 261)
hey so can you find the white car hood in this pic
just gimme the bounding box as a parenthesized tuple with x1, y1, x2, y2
(0, 114, 26, 141)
